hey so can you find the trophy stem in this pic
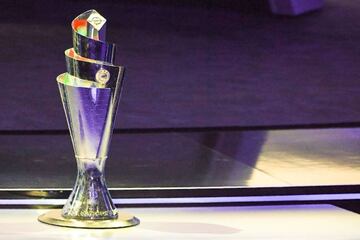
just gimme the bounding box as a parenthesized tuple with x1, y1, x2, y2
(62, 157, 118, 220)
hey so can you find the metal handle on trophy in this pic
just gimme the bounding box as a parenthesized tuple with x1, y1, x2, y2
(38, 10, 140, 229)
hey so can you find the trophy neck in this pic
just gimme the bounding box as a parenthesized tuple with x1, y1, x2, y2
(76, 156, 108, 174)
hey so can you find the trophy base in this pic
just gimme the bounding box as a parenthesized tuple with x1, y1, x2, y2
(38, 209, 140, 229)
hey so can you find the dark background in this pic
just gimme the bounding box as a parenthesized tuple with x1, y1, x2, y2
(0, 0, 359, 130)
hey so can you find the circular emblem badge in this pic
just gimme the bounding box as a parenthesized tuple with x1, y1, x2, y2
(95, 69, 110, 84)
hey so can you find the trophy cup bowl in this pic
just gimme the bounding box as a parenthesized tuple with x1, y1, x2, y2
(38, 10, 140, 229)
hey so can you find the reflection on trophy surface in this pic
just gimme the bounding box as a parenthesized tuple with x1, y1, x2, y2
(38, 9, 139, 229)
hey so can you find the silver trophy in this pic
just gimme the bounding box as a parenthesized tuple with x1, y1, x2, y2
(38, 10, 140, 229)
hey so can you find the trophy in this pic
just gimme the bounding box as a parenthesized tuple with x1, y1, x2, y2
(38, 10, 140, 229)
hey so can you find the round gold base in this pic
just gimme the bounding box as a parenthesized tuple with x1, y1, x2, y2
(38, 209, 140, 229)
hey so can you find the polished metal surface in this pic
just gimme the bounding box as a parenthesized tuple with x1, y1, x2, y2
(43, 9, 138, 226)
(59, 9, 124, 161)
(38, 209, 139, 229)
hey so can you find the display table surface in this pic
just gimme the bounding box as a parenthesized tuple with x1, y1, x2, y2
(1, 204, 359, 239)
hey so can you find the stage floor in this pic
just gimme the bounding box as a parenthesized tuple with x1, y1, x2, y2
(1, 204, 359, 239)
(0, 127, 359, 202)
(1, 128, 359, 189)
